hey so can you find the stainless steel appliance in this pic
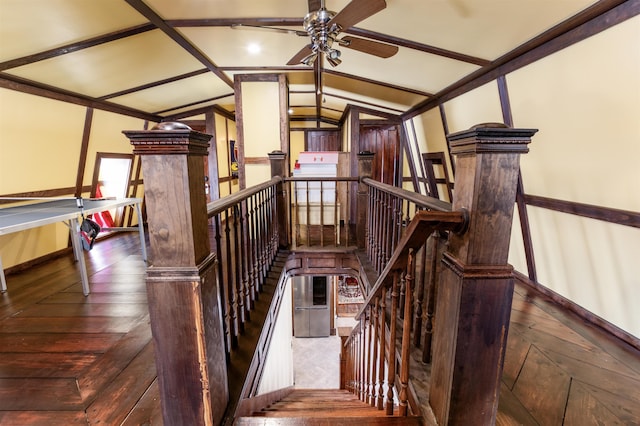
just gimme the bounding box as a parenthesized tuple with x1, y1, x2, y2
(293, 276, 330, 337)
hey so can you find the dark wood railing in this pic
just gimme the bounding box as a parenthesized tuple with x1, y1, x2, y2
(207, 176, 281, 353)
(344, 184, 467, 417)
(125, 125, 535, 425)
(284, 176, 359, 248)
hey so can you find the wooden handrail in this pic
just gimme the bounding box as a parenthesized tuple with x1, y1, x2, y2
(355, 209, 467, 321)
(207, 176, 281, 217)
(362, 177, 452, 212)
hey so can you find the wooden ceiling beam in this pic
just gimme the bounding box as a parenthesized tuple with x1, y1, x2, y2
(125, 0, 234, 88)
(0, 24, 156, 72)
(0, 72, 161, 122)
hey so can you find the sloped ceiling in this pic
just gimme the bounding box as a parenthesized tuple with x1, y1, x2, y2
(0, 0, 621, 126)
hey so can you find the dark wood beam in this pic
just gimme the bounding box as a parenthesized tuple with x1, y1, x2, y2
(98, 69, 211, 100)
(405, 0, 638, 119)
(325, 68, 433, 97)
(125, 0, 234, 88)
(345, 27, 490, 66)
(0, 72, 160, 122)
(524, 194, 640, 228)
(165, 18, 304, 27)
(75, 108, 94, 198)
(154, 92, 234, 116)
(0, 24, 156, 72)
(324, 92, 404, 115)
(497, 75, 538, 283)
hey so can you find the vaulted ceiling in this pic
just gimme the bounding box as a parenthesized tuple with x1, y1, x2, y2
(0, 0, 619, 126)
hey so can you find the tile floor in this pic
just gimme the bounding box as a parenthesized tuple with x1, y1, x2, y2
(292, 316, 357, 389)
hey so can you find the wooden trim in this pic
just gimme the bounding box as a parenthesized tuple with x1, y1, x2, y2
(75, 108, 93, 197)
(0, 72, 160, 122)
(234, 74, 246, 189)
(99, 69, 210, 100)
(234, 73, 281, 83)
(279, 74, 289, 156)
(400, 123, 419, 192)
(497, 75, 537, 282)
(155, 92, 235, 116)
(514, 271, 640, 351)
(0, 24, 155, 72)
(326, 91, 408, 116)
(406, 0, 638, 119)
(0, 186, 92, 204)
(162, 98, 235, 121)
(166, 18, 303, 27)
(325, 68, 432, 97)
(243, 157, 270, 165)
(524, 194, 640, 228)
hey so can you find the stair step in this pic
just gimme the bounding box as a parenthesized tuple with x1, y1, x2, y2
(235, 416, 423, 425)
(237, 389, 422, 424)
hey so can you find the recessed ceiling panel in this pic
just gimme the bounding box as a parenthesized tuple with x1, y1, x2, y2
(322, 72, 427, 109)
(289, 92, 316, 107)
(108, 73, 233, 114)
(360, 0, 598, 60)
(0, 0, 147, 61)
(146, 0, 308, 20)
(331, 46, 480, 95)
(5, 30, 207, 98)
(179, 27, 314, 68)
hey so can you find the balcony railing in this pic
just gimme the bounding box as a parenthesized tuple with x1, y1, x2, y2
(344, 181, 467, 418)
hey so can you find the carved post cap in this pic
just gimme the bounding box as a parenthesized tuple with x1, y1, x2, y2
(123, 122, 211, 156)
(448, 123, 537, 155)
(268, 150, 286, 160)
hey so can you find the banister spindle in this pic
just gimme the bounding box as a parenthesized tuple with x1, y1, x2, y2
(386, 270, 400, 415)
(365, 307, 373, 404)
(224, 208, 238, 349)
(370, 297, 380, 407)
(377, 287, 386, 410)
(399, 249, 415, 416)
(233, 205, 246, 332)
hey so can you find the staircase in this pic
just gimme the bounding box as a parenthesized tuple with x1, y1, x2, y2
(235, 389, 423, 425)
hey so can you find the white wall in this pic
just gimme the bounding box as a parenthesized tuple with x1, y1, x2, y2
(256, 277, 294, 394)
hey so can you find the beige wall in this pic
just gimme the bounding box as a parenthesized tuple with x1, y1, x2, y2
(506, 16, 640, 337)
(402, 17, 639, 338)
(239, 80, 282, 188)
(256, 277, 294, 394)
(0, 90, 146, 269)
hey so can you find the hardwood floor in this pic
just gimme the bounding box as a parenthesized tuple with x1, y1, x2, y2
(0, 232, 639, 425)
(0, 233, 160, 425)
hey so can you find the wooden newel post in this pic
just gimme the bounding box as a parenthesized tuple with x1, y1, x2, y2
(123, 122, 228, 426)
(268, 150, 289, 248)
(357, 151, 375, 249)
(429, 124, 537, 425)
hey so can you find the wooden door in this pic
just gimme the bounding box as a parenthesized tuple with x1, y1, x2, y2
(359, 123, 401, 186)
(306, 129, 341, 151)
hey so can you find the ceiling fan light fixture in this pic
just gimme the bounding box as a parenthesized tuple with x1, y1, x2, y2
(301, 52, 318, 66)
(326, 50, 342, 67)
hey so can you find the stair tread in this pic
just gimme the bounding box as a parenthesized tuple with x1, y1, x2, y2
(241, 389, 420, 423)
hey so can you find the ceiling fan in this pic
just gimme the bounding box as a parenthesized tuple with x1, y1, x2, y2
(232, 0, 398, 67)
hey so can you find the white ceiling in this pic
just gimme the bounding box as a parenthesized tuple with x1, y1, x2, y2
(0, 0, 601, 124)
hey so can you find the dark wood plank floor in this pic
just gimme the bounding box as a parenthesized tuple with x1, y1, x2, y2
(1, 232, 639, 425)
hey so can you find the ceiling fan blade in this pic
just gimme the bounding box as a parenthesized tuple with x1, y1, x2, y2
(328, 0, 386, 30)
(231, 23, 306, 37)
(340, 36, 398, 58)
(287, 45, 314, 65)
